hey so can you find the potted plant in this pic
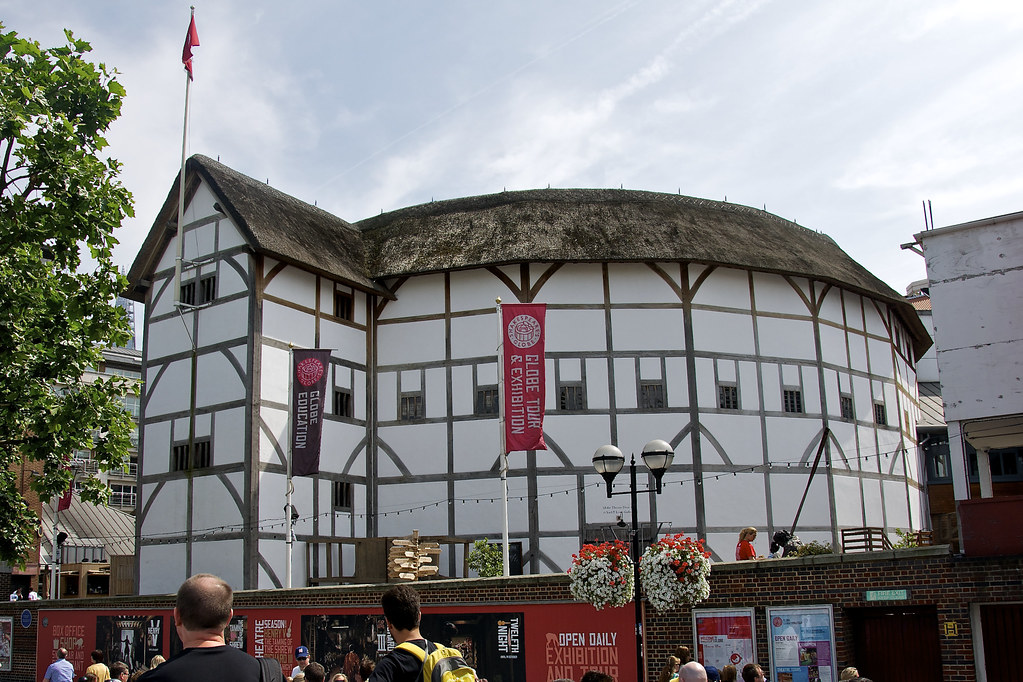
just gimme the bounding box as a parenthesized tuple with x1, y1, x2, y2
(568, 540, 634, 610)
(639, 533, 712, 612)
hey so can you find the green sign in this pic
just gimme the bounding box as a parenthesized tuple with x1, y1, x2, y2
(865, 588, 909, 601)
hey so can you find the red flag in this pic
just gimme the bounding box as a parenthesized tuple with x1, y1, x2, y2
(502, 303, 547, 453)
(182, 15, 200, 79)
(57, 483, 72, 512)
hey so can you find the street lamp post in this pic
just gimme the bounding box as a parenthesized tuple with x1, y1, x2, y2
(592, 440, 674, 682)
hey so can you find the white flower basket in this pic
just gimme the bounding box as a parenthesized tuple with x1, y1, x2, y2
(639, 534, 712, 612)
(568, 540, 635, 610)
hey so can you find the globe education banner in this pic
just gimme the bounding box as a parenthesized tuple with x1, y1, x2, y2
(501, 303, 547, 453)
(291, 349, 331, 476)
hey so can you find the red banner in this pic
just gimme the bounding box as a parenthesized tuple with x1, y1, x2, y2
(502, 303, 547, 453)
(291, 349, 331, 476)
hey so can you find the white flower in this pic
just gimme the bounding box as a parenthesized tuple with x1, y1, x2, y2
(639, 534, 713, 612)
(568, 541, 635, 610)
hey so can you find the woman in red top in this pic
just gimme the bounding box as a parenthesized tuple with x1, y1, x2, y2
(735, 527, 758, 560)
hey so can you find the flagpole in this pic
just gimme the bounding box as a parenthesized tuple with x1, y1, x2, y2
(50, 508, 59, 599)
(496, 298, 511, 577)
(174, 6, 196, 307)
(286, 344, 294, 588)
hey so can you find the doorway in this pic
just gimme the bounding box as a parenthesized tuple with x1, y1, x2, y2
(847, 606, 942, 682)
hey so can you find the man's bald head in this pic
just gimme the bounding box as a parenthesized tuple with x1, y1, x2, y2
(680, 661, 708, 682)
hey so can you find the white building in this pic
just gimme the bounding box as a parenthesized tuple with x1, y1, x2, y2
(126, 156, 931, 593)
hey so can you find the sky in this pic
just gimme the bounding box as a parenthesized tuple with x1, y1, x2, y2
(4, 0, 1023, 297)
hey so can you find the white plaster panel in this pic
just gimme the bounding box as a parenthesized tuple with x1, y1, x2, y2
(700, 414, 765, 466)
(704, 473, 766, 527)
(185, 182, 219, 225)
(695, 357, 715, 408)
(142, 421, 171, 476)
(771, 468, 830, 531)
(760, 365, 781, 412)
(666, 358, 688, 407)
(156, 238, 177, 273)
(862, 301, 887, 337)
(613, 413, 689, 461)
(540, 414, 612, 468)
(851, 376, 872, 421)
(757, 317, 815, 360)
(847, 332, 868, 372)
(614, 358, 637, 409)
(691, 310, 755, 355)
(453, 420, 500, 471)
(181, 226, 216, 266)
(548, 309, 607, 352)
(558, 358, 582, 382)
(456, 477, 530, 535)
(692, 267, 751, 310)
(138, 544, 186, 596)
(717, 361, 736, 383)
(801, 366, 821, 413)
(258, 406, 288, 466)
(320, 320, 367, 365)
(449, 269, 516, 311)
(883, 480, 911, 529)
(610, 308, 683, 352)
(213, 407, 246, 466)
(426, 367, 447, 418)
(648, 481, 696, 528)
(478, 363, 498, 385)
(194, 472, 244, 528)
(148, 276, 176, 319)
(401, 370, 422, 391)
(587, 475, 652, 525)
(264, 266, 316, 310)
(823, 369, 840, 417)
(868, 338, 894, 377)
(843, 293, 865, 331)
(260, 344, 291, 405)
(217, 216, 247, 250)
(539, 536, 582, 574)
(377, 320, 445, 365)
(380, 274, 445, 319)
(263, 301, 316, 348)
(257, 470, 291, 525)
(833, 474, 865, 526)
(378, 372, 397, 422)
(451, 365, 474, 416)
(451, 313, 496, 360)
(197, 349, 248, 409)
(378, 423, 448, 476)
(141, 480, 188, 536)
(536, 263, 605, 304)
(639, 357, 661, 379)
(705, 533, 740, 564)
(196, 299, 249, 347)
(585, 358, 610, 411)
(819, 323, 848, 368)
(862, 478, 884, 526)
(608, 263, 679, 304)
(320, 422, 368, 475)
(535, 475, 580, 527)
(145, 358, 193, 416)
(751, 273, 811, 316)
(765, 417, 826, 466)
(146, 317, 194, 362)
(818, 287, 847, 327)
(738, 361, 759, 410)
(376, 481, 448, 532)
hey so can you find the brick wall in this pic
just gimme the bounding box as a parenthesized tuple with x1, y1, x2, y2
(3, 547, 1020, 682)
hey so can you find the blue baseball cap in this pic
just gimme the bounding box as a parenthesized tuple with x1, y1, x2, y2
(705, 666, 720, 681)
(295, 646, 309, 659)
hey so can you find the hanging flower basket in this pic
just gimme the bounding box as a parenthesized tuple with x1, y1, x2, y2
(639, 533, 712, 612)
(568, 540, 634, 610)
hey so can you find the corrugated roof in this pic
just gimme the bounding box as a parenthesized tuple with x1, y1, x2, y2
(917, 381, 946, 427)
(40, 495, 134, 563)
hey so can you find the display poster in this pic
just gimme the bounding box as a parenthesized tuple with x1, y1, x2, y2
(37, 602, 632, 682)
(0, 616, 12, 671)
(766, 605, 836, 682)
(693, 608, 755, 672)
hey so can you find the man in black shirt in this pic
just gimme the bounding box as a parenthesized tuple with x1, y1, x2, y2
(140, 574, 260, 682)
(368, 585, 430, 682)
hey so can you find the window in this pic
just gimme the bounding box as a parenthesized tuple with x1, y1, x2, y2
(718, 384, 738, 410)
(334, 290, 354, 320)
(873, 402, 887, 425)
(840, 395, 854, 420)
(476, 386, 499, 416)
(334, 389, 353, 418)
(783, 389, 803, 414)
(400, 393, 423, 421)
(200, 274, 217, 303)
(332, 481, 353, 510)
(559, 384, 585, 411)
(180, 281, 196, 306)
(171, 438, 212, 471)
(122, 395, 140, 419)
(109, 484, 137, 508)
(639, 381, 666, 409)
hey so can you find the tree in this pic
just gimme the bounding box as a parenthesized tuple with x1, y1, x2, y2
(467, 538, 504, 577)
(0, 25, 135, 565)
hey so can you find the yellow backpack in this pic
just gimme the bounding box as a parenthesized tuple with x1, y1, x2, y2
(396, 640, 478, 682)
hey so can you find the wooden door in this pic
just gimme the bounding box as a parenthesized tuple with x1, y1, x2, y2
(848, 606, 942, 682)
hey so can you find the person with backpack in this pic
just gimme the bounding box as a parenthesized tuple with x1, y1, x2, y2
(369, 585, 477, 682)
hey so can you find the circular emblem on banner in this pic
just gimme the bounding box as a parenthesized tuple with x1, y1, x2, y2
(507, 314, 542, 349)
(296, 358, 325, 386)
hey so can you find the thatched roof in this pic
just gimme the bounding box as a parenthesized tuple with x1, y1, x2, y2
(126, 159, 930, 358)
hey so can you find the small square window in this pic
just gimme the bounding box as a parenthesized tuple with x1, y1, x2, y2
(783, 389, 803, 414)
(400, 393, 423, 421)
(171, 438, 212, 471)
(639, 381, 666, 410)
(559, 384, 585, 411)
(873, 402, 887, 425)
(840, 395, 854, 420)
(476, 387, 499, 416)
(718, 384, 738, 410)
(334, 290, 354, 320)
(334, 389, 353, 418)
(332, 481, 353, 510)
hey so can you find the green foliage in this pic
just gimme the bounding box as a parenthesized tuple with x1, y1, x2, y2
(892, 528, 919, 549)
(791, 540, 833, 557)
(0, 25, 135, 565)
(467, 538, 504, 577)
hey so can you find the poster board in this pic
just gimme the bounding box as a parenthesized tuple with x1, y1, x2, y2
(766, 605, 836, 682)
(0, 616, 11, 671)
(692, 608, 756, 672)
